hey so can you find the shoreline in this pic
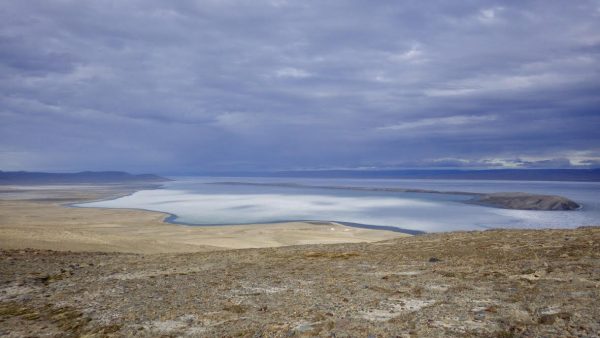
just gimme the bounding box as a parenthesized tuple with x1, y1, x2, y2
(64, 180, 424, 235)
(69, 178, 582, 237)
(1, 179, 589, 254)
(0, 183, 410, 254)
(162, 214, 425, 235)
(66, 184, 420, 235)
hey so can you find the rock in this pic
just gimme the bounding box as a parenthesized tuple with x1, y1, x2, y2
(294, 322, 314, 333)
(1, 227, 599, 337)
(539, 314, 556, 325)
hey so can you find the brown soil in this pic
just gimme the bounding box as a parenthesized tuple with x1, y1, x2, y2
(1, 227, 599, 337)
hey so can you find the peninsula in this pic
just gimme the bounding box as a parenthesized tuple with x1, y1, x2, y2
(212, 182, 581, 211)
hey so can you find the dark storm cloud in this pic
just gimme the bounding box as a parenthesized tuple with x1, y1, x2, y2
(1, 0, 599, 172)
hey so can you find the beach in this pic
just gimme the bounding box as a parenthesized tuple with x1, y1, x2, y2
(0, 184, 407, 254)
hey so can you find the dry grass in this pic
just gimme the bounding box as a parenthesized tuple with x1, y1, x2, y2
(1, 227, 599, 337)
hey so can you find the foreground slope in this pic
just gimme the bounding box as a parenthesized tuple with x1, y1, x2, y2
(1, 227, 598, 337)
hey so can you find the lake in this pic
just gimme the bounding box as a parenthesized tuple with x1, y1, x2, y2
(77, 177, 600, 233)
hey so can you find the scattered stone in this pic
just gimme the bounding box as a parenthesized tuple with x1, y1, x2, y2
(0, 227, 598, 337)
(539, 314, 557, 325)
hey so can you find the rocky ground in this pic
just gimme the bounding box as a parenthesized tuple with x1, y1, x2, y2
(1, 227, 599, 337)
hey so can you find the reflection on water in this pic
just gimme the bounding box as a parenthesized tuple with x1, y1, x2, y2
(77, 177, 600, 233)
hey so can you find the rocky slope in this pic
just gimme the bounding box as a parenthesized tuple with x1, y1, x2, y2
(1, 227, 599, 337)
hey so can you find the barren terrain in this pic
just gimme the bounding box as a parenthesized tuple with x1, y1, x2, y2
(1, 227, 599, 337)
(0, 184, 598, 337)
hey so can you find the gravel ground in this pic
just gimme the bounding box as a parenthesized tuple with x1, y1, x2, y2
(1, 227, 599, 337)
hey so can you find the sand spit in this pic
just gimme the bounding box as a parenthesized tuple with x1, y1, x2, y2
(0, 184, 407, 254)
(469, 192, 581, 211)
(214, 181, 581, 211)
(1, 227, 599, 337)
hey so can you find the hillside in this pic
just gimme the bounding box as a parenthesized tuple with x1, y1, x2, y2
(195, 169, 600, 182)
(1, 227, 598, 337)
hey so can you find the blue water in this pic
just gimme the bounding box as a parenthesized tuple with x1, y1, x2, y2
(78, 177, 600, 233)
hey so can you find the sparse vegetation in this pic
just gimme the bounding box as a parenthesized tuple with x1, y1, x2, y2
(1, 227, 599, 336)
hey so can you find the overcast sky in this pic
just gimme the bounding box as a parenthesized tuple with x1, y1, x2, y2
(1, 1, 599, 173)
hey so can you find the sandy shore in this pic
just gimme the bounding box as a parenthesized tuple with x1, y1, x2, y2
(0, 184, 407, 254)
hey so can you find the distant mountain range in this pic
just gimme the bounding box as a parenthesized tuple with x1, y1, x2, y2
(193, 168, 600, 182)
(3, 169, 600, 183)
(0, 171, 170, 184)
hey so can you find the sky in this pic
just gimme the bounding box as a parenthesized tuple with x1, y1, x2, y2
(1, 0, 599, 173)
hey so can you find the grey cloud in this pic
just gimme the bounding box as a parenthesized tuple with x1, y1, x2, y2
(1, 0, 599, 172)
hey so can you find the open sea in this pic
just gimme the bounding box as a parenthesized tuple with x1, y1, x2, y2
(77, 177, 600, 233)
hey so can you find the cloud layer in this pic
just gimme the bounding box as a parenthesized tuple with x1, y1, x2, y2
(1, 0, 599, 172)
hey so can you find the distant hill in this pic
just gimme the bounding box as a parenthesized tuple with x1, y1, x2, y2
(0, 171, 171, 184)
(271, 169, 600, 182)
(192, 168, 600, 182)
